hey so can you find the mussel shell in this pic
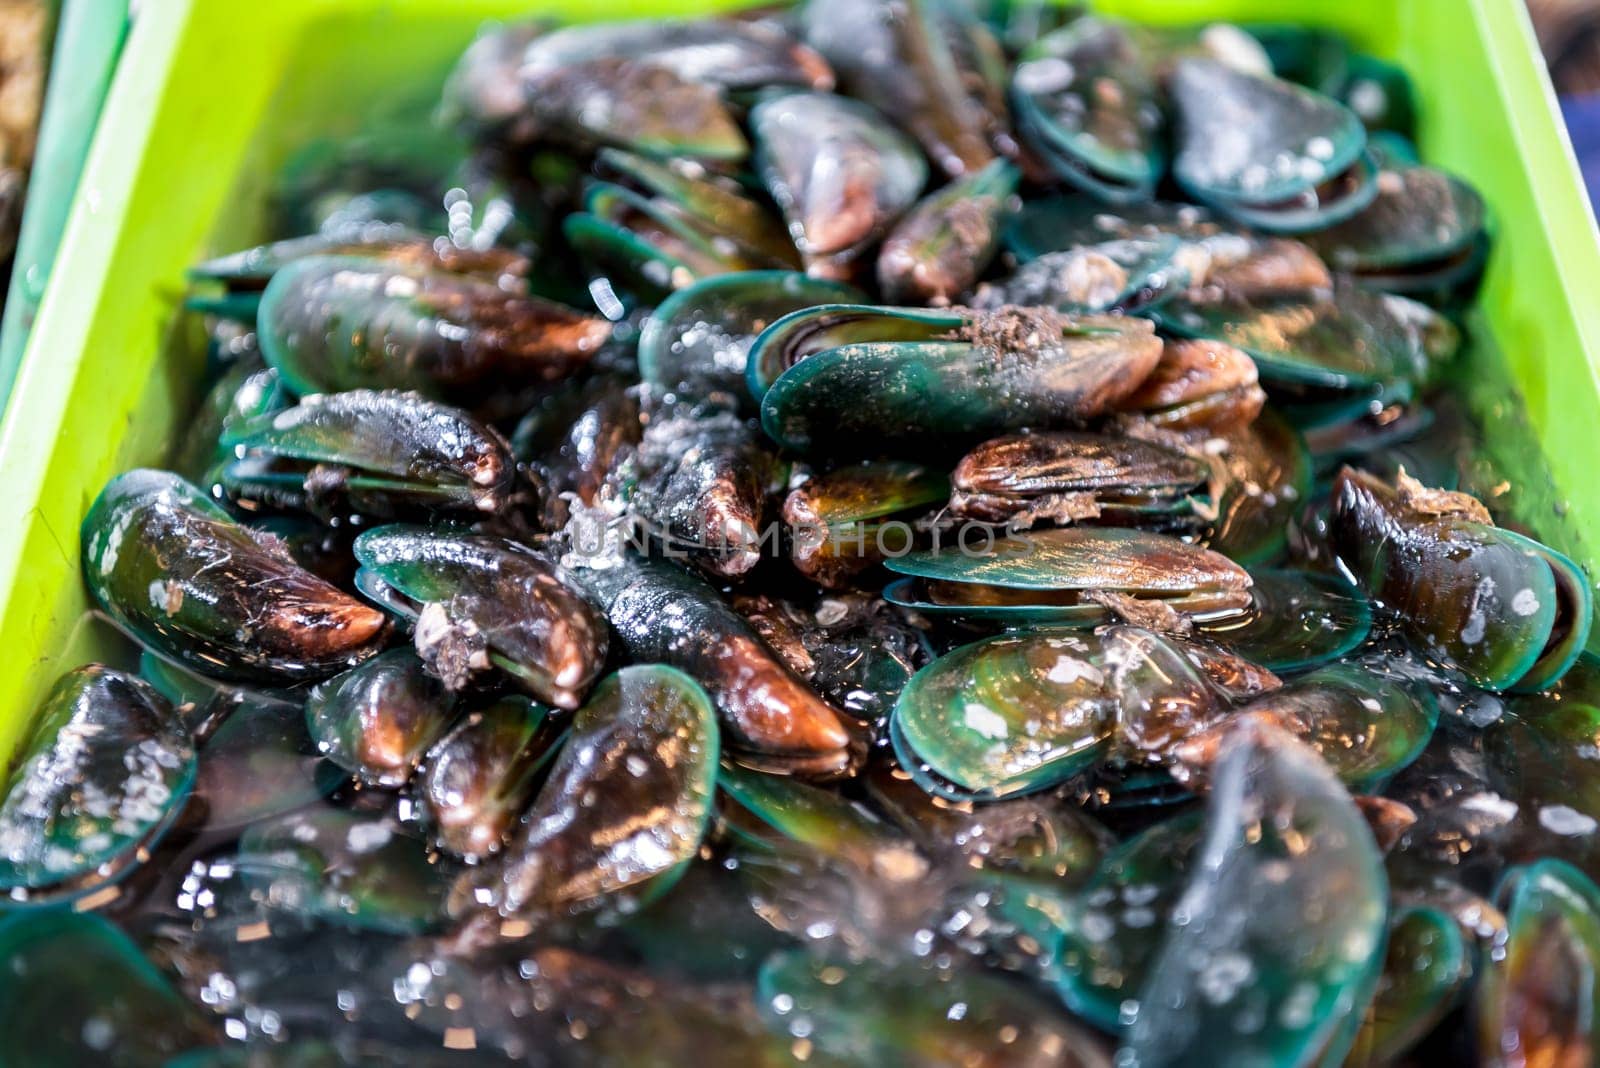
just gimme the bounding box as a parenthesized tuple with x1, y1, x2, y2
(419, 696, 563, 861)
(784, 460, 948, 588)
(751, 91, 927, 274)
(1121, 723, 1387, 1066)
(640, 271, 862, 405)
(978, 235, 1193, 316)
(877, 159, 1018, 306)
(0, 911, 213, 1064)
(1170, 57, 1370, 226)
(1476, 859, 1600, 1068)
(352, 526, 608, 708)
(81, 470, 389, 683)
(1003, 198, 1216, 264)
(258, 255, 610, 401)
(188, 225, 528, 292)
(220, 389, 517, 516)
(305, 649, 458, 790)
(1115, 338, 1265, 432)
(1176, 661, 1438, 790)
(193, 695, 341, 836)
(720, 763, 928, 883)
(449, 665, 718, 921)
(803, 0, 999, 180)
(521, 56, 748, 161)
(0, 666, 195, 906)
(239, 806, 455, 934)
(891, 629, 1115, 800)
(1153, 277, 1453, 400)
(1208, 407, 1312, 565)
(573, 555, 855, 774)
(753, 305, 1163, 454)
(1055, 812, 1204, 1032)
(949, 430, 1210, 529)
(1194, 568, 1371, 672)
(883, 527, 1252, 626)
(1010, 16, 1165, 201)
(1345, 905, 1470, 1067)
(517, 17, 833, 93)
(757, 950, 1112, 1066)
(1331, 467, 1593, 692)
(1305, 162, 1487, 277)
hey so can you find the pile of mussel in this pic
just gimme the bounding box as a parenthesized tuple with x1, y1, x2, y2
(6, 4, 1600, 1066)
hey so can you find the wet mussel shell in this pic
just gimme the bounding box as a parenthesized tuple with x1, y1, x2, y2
(0, 666, 195, 906)
(238, 806, 456, 934)
(883, 526, 1252, 626)
(1195, 568, 1372, 672)
(1331, 467, 1593, 692)
(889, 626, 1226, 801)
(1119, 724, 1387, 1065)
(638, 270, 862, 406)
(305, 648, 459, 790)
(448, 665, 719, 926)
(1170, 57, 1377, 232)
(419, 695, 563, 861)
(81, 470, 390, 684)
(752, 306, 1164, 455)
(220, 389, 517, 517)
(352, 525, 608, 708)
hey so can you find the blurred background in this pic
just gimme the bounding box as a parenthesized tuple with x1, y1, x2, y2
(0, 0, 1596, 324)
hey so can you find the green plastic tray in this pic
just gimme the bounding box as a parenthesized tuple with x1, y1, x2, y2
(0, 0, 1593, 761)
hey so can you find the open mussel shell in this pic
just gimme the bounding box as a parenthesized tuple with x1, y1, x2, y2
(257, 255, 611, 402)
(1170, 57, 1376, 232)
(82, 470, 389, 684)
(883, 527, 1252, 626)
(448, 665, 719, 931)
(1194, 568, 1371, 672)
(1120, 723, 1387, 1066)
(419, 695, 563, 861)
(1152, 278, 1456, 415)
(1345, 905, 1470, 1068)
(352, 525, 607, 708)
(220, 389, 517, 517)
(1331, 467, 1593, 692)
(0, 911, 214, 1064)
(0, 666, 195, 908)
(1476, 859, 1600, 1067)
(751, 304, 1163, 454)
(751, 91, 927, 277)
(757, 950, 1112, 1067)
(878, 158, 1019, 306)
(1175, 661, 1439, 790)
(638, 270, 862, 405)
(305, 648, 459, 790)
(1010, 16, 1165, 202)
(238, 806, 456, 934)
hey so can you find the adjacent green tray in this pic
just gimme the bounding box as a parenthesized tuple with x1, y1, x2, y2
(0, 0, 1593, 760)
